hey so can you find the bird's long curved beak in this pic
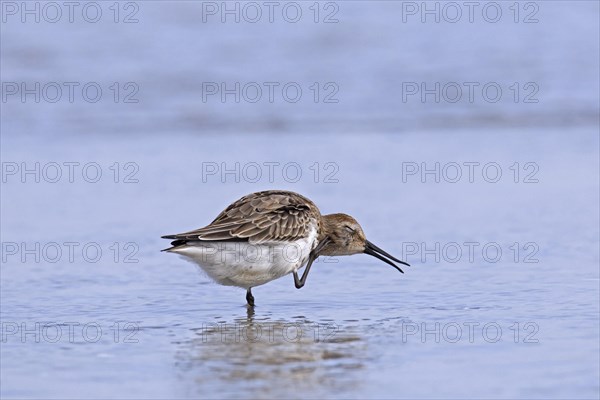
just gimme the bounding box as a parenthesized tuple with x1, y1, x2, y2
(364, 240, 410, 273)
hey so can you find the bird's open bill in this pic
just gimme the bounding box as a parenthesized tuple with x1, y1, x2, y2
(364, 240, 410, 273)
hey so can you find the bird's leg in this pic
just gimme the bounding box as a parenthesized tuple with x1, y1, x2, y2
(293, 239, 329, 289)
(294, 253, 317, 289)
(246, 288, 255, 307)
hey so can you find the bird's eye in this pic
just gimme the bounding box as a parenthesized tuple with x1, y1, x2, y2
(344, 225, 355, 233)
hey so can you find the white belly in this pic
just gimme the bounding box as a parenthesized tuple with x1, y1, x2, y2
(169, 227, 318, 288)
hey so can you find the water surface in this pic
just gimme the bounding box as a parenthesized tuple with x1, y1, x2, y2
(1, 1, 599, 398)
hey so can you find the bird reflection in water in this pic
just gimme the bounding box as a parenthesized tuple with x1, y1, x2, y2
(174, 309, 366, 398)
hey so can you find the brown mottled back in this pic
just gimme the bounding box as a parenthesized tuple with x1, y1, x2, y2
(163, 190, 322, 244)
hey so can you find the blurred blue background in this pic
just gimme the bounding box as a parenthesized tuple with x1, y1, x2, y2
(1, 1, 599, 399)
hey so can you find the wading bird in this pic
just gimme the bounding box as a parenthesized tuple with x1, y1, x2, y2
(162, 190, 409, 306)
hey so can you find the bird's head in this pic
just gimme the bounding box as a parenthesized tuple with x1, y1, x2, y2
(319, 213, 410, 273)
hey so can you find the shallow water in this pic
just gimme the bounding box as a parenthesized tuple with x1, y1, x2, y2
(1, 1, 599, 399)
(2, 129, 599, 399)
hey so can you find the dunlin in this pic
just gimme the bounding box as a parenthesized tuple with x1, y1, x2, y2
(162, 190, 409, 306)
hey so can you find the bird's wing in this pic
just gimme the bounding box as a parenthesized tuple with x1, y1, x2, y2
(162, 190, 321, 244)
